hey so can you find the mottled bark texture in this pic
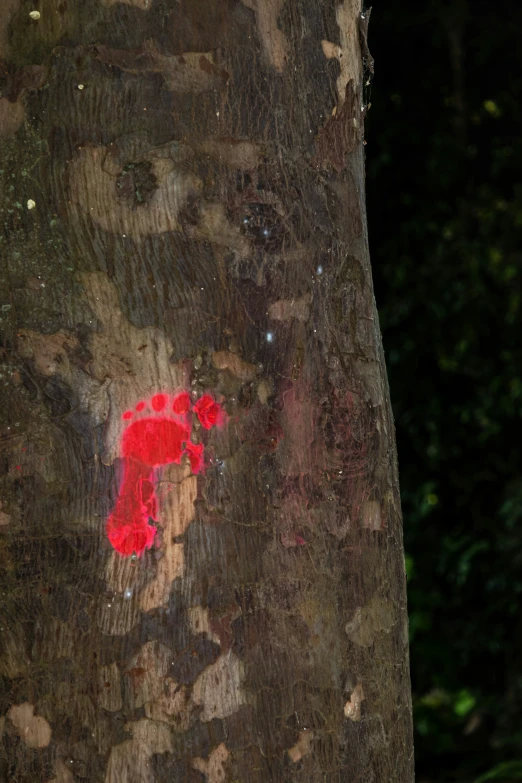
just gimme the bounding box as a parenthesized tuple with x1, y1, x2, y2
(0, 1, 413, 781)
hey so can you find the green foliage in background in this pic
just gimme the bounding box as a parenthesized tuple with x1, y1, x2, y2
(366, 1, 522, 781)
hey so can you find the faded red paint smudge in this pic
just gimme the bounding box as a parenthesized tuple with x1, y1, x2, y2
(184, 441, 204, 474)
(107, 392, 223, 557)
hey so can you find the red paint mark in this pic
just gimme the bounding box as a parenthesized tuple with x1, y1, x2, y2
(122, 418, 190, 466)
(151, 393, 167, 412)
(172, 392, 190, 415)
(194, 394, 221, 429)
(107, 392, 223, 557)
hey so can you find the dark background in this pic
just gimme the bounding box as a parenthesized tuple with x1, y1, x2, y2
(365, 1, 522, 781)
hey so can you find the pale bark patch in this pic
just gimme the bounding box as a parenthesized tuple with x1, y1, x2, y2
(68, 144, 201, 240)
(17, 329, 79, 380)
(345, 594, 396, 647)
(80, 272, 185, 463)
(98, 663, 123, 713)
(192, 651, 246, 722)
(124, 640, 172, 710)
(344, 682, 365, 721)
(96, 43, 228, 93)
(192, 742, 230, 782)
(46, 758, 75, 783)
(334, 0, 363, 107)
(212, 350, 257, 381)
(188, 605, 221, 644)
(257, 378, 272, 405)
(7, 702, 52, 748)
(287, 729, 313, 763)
(268, 293, 311, 322)
(321, 40, 342, 60)
(361, 499, 382, 530)
(144, 679, 196, 731)
(105, 719, 173, 783)
(138, 467, 195, 611)
(97, 592, 141, 637)
(241, 0, 287, 72)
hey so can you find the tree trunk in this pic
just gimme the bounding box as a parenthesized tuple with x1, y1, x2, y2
(0, 0, 413, 781)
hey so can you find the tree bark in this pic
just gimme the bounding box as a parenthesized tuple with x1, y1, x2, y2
(0, 1, 413, 781)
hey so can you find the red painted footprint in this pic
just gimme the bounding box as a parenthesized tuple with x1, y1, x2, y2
(107, 392, 223, 557)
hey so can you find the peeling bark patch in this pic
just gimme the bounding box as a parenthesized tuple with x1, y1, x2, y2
(333, 0, 363, 107)
(287, 729, 313, 763)
(345, 594, 395, 647)
(7, 702, 52, 748)
(241, 0, 288, 72)
(95, 43, 229, 92)
(321, 40, 341, 60)
(192, 651, 246, 722)
(212, 350, 256, 381)
(105, 719, 173, 783)
(344, 683, 365, 721)
(268, 294, 311, 322)
(257, 378, 272, 405)
(188, 605, 221, 644)
(360, 499, 382, 530)
(68, 144, 201, 240)
(17, 329, 80, 379)
(314, 80, 360, 172)
(192, 742, 230, 782)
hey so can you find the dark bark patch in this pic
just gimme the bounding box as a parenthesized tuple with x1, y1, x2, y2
(170, 638, 221, 684)
(115, 160, 158, 208)
(152, 754, 205, 783)
(1, 64, 48, 102)
(314, 81, 361, 173)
